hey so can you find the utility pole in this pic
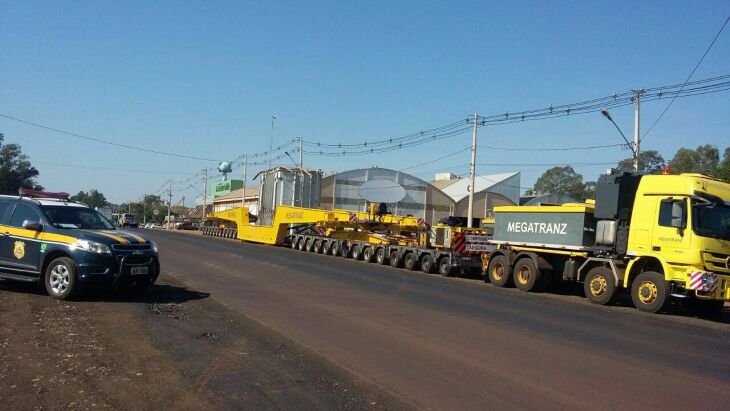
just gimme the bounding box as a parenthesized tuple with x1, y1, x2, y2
(166, 181, 172, 229)
(299, 136, 303, 169)
(269, 115, 277, 170)
(202, 167, 208, 223)
(632, 89, 644, 172)
(467, 113, 478, 228)
(142, 196, 146, 225)
(241, 154, 248, 210)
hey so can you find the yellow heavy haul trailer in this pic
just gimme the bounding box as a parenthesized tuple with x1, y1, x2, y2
(206, 204, 492, 277)
(482, 171, 730, 315)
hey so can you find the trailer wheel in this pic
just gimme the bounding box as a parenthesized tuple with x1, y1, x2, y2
(292, 237, 300, 249)
(362, 247, 374, 263)
(487, 255, 512, 287)
(329, 241, 339, 256)
(631, 271, 669, 313)
(404, 253, 418, 271)
(351, 245, 362, 260)
(305, 238, 314, 252)
(376, 248, 387, 265)
(389, 250, 402, 268)
(514, 258, 541, 292)
(340, 243, 350, 258)
(313, 239, 322, 254)
(583, 266, 617, 305)
(438, 257, 454, 277)
(420, 254, 435, 274)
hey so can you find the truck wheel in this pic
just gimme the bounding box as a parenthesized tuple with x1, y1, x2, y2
(583, 266, 617, 305)
(514, 258, 541, 292)
(487, 255, 512, 287)
(631, 271, 669, 313)
(298, 238, 307, 251)
(362, 247, 374, 263)
(389, 250, 402, 268)
(291, 237, 299, 249)
(438, 257, 454, 277)
(313, 240, 322, 254)
(305, 238, 314, 252)
(689, 299, 725, 319)
(340, 243, 350, 258)
(329, 242, 339, 256)
(404, 253, 418, 271)
(351, 245, 362, 260)
(376, 248, 387, 265)
(420, 255, 435, 274)
(44, 257, 77, 300)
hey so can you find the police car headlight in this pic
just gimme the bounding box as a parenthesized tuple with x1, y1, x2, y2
(151, 241, 158, 254)
(75, 239, 111, 254)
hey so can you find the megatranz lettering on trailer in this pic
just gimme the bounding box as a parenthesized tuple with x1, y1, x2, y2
(507, 221, 568, 235)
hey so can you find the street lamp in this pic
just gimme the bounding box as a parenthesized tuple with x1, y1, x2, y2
(601, 109, 636, 171)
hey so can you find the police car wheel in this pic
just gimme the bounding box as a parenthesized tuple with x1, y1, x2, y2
(44, 257, 77, 300)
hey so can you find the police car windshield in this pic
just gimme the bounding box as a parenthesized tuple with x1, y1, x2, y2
(41, 206, 115, 230)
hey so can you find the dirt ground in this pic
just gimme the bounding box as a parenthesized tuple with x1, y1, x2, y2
(0, 274, 412, 410)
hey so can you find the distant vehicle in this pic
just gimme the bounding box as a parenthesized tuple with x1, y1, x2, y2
(176, 221, 197, 230)
(118, 213, 139, 228)
(0, 189, 160, 300)
(150, 223, 162, 229)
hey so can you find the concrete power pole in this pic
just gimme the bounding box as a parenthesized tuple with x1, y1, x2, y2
(632, 89, 643, 172)
(166, 181, 172, 229)
(202, 167, 208, 223)
(299, 136, 303, 169)
(241, 155, 248, 210)
(467, 113, 478, 228)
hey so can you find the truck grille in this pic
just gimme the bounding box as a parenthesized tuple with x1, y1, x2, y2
(703, 252, 730, 274)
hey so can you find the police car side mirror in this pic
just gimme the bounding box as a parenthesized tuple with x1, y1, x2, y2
(22, 220, 43, 231)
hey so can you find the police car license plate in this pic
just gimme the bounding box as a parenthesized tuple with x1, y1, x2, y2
(130, 266, 148, 276)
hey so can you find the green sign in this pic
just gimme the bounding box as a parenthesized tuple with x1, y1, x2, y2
(211, 180, 243, 197)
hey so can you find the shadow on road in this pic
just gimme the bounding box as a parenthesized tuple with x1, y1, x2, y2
(0, 279, 210, 305)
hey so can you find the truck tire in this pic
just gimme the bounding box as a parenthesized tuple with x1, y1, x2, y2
(44, 257, 77, 300)
(487, 254, 512, 287)
(404, 253, 418, 271)
(362, 247, 374, 263)
(583, 266, 617, 305)
(351, 245, 362, 261)
(513, 258, 541, 292)
(305, 238, 314, 252)
(298, 238, 307, 251)
(438, 257, 454, 277)
(340, 243, 350, 258)
(631, 271, 669, 313)
(329, 242, 339, 256)
(291, 237, 299, 249)
(313, 239, 322, 254)
(376, 248, 387, 265)
(389, 250, 402, 268)
(420, 254, 435, 274)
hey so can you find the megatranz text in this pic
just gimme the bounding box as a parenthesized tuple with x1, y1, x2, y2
(506, 221, 568, 235)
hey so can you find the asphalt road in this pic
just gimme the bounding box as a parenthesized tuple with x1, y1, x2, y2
(147, 229, 730, 410)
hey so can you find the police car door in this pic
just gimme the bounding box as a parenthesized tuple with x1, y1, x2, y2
(1, 203, 44, 276)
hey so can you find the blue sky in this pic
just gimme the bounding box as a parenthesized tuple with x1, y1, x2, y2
(1, 0, 728, 204)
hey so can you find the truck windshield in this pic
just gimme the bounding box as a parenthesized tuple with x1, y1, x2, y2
(692, 200, 730, 241)
(42, 206, 115, 230)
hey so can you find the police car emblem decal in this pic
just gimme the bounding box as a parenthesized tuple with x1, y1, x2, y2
(13, 241, 25, 259)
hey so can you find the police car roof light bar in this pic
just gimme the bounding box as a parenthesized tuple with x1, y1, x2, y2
(18, 188, 70, 200)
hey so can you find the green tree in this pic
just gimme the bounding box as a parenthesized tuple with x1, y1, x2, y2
(668, 145, 720, 175)
(70, 189, 109, 208)
(529, 166, 591, 201)
(617, 150, 665, 173)
(714, 147, 730, 183)
(0, 133, 43, 194)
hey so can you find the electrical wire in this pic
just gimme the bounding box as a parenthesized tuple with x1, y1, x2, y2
(643, 15, 730, 139)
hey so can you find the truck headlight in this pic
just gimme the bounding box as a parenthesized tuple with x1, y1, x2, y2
(151, 241, 158, 254)
(75, 239, 111, 254)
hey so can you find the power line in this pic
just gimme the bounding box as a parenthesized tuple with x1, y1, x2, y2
(0, 113, 222, 162)
(478, 143, 626, 152)
(643, 15, 730, 139)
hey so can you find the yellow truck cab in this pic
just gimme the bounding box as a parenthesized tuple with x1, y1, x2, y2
(484, 170, 730, 315)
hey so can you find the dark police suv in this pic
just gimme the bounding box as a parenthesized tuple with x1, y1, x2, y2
(0, 189, 159, 299)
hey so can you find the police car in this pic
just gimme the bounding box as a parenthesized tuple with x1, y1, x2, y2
(0, 189, 159, 299)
